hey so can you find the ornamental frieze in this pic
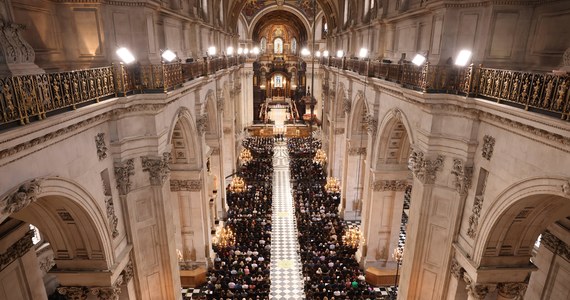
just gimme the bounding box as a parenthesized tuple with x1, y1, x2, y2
(170, 179, 203, 191)
(1, 178, 42, 214)
(450, 258, 465, 280)
(105, 197, 119, 238)
(0, 229, 34, 271)
(372, 180, 408, 191)
(120, 259, 134, 284)
(95, 133, 108, 160)
(451, 159, 473, 196)
(481, 135, 495, 160)
(497, 282, 527, 298)
(348, 147, 366, 156)
(196, 114, 208, 135)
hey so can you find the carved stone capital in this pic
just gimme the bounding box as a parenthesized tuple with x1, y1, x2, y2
(348, 147, 366, 156)
(120, 260, 134, 284)
(91, 287, 121, 300)
(343, 97, 351, 114)
(451, 159, 473, 196)
(1, 179, 42, 214)
(216, 89, 224, 111)
(95, 133, 108, 160)
(481, 135, 495, 160)
(223, 127, 232, 134)
(57, 286, 89, 300)
(170, 179, 203, 191)
(466, 283, 494, 300)
(372, 180, 409, 191)
(408, 149, 445, 184)
(497, 282, 527, 298)
(196, 114, 208, 135)
(141, 152, 171, 185)
(334, 128, 345, 135)
(365, 114, 378, 135)
(450, 258, 465, 280)
(114, 159, 134, 195)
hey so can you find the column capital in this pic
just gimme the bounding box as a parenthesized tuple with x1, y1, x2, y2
(451, 158, 473, 195)
(90, 287, 121, 300)
(141, 152, 171, 186)
(497, 282, 528, 299)
(114, 159, 134, 195)
(57, 286, 89, 300)
(465, 282, 495, 300)
(408, 148, 445, 184)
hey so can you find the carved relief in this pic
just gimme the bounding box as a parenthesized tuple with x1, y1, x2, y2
(223, 127, 232, 134)
(120, 260, 134, 284)
(334, 128, 345, 135)
(91, 287, 121, 300)
(467, 196, 484, 238)
(141, 152, 171, 185)
(39, 255, 55, 273)
(216, 89, 224, 111)
(0, 21, 36, 65)
(451, 159, 473, 195)
(450, 258, 465, 280)
(562, 181, 570, 196)
(541, 230, 570, 262)
(481, 135, 495, 160)
(57, 287, 89, 300)
(343, 97, 351, 114)
(372, 180, 408, 191)
(497, 282, 527, 298)
(348, 147, 366, 156)
(365, 114, 378, 135)
(0, 229, 34, 270)
(105, 197, 119, 238)
(466, 283, 494, 300)
(114, 159, 134, 195)
(170, 179, 203, 191)
(211, 147, 220, 155)
(196, 114, 208, 135)
(95, 133, 107, 160)
(1, 178, 42, 214)
(408, 149, 445, 184)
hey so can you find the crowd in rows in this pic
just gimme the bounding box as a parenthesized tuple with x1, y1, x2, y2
(204, 137, 275, 300)
(288, 137, 376, 300)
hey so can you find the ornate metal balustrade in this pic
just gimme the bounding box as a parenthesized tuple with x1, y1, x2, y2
(0, 57, 243, 128)
(321, 58, 570, 121)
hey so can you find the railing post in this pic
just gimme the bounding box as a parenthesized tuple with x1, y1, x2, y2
(421, 62, 429, 92)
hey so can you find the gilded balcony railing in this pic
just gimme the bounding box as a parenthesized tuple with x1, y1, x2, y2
(324, 60, 570, 121)
(0, 57, 244, 128)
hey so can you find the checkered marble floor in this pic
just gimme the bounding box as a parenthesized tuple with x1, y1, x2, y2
(269, 143, 306, 300)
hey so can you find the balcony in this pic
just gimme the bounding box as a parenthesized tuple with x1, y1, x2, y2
(0, 56, 245, 129)
(321, 57, 570, 121)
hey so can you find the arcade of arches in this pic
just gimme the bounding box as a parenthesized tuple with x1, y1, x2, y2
(0, 0, 570, 299)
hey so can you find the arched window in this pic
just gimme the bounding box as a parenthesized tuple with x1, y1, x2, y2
(274, 38, 283, 54)
(261, 37, 267, 53)
(291, 38, 297, 54)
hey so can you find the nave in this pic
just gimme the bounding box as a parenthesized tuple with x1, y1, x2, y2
(186, 137, 396, 300)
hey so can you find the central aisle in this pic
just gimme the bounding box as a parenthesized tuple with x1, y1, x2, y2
(269, 142, 306, 300)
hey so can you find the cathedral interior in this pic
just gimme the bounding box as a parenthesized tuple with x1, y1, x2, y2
(0, 0, 570, 299)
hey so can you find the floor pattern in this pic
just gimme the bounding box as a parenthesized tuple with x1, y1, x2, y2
(269, 143, 306, 300)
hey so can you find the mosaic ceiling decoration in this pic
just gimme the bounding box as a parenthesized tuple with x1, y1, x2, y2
(242, 0, 320, 23)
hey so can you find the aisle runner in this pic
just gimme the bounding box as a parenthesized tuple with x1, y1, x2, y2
(269, 143, 305, 300)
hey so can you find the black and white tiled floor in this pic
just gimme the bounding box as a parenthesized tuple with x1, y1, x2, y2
(269, 143, 305, 300)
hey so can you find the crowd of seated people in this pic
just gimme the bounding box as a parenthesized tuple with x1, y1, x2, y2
(204, 137, 274, 300)
(288, 137, 376, 300)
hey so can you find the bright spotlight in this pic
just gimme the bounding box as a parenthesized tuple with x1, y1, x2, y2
(227, 46, 234, 56)
(359, 48, 368, 58)
(412, 54, 426, 66)
(116, 47, 135, 64)
(336, 50, 344, 58)
(315, 51, 321, 57)
(301, 48, 311, 56)
(244, 48, 249, 55)
(252, 47, 260, 55)
(207, 46, 217, 56)
(161, 50, 177, 62)
(323, 50, 329, 57)
(237, 48, 243, 55)
(455, 50, 472, 66)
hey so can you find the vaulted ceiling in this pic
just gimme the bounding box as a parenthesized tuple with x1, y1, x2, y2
(252, 10, 308, 44)
(228, 0, 339, 33)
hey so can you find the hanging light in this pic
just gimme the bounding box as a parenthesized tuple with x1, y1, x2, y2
(342, 227, 364, 249)
(324, 177, 340, 193)
(239, 148, 253, 165)
(313, 149, 327, 165)
(228, 176, 246, 193)
(212, 226, 236, 249)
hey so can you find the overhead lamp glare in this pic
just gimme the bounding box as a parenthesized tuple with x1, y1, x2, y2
(252, 47, 260, 55)
(237, 47, 243, 55)
(315, 51, 321, 57)
(244, 48, 249, 55)
(455, 50, 472, 66)
(336, 50, 344, 58)
(227, 46, 234, 56)
(161, 50, 177, 62)
(207, 46, 217, 56)
(359, 48, 368, 58)
(412, 54, 426, 66)
(116, 47, 135, 64)
(301, 48, 311, 56)
(323, 50, 329, 57)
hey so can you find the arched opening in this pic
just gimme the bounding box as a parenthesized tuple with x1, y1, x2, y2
(0, 177, 114, 298)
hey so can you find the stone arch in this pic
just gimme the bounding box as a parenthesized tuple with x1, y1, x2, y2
(169, 107, 202, 169)
(247, 5, 312, 41)
(373, 108, 415, 169)
(204, 90, 219, 138)
(0, 177, 114, 270)
(334, 83, 346, 120)
(347, 91, 368, 139)
(474, 177, 570, 267)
